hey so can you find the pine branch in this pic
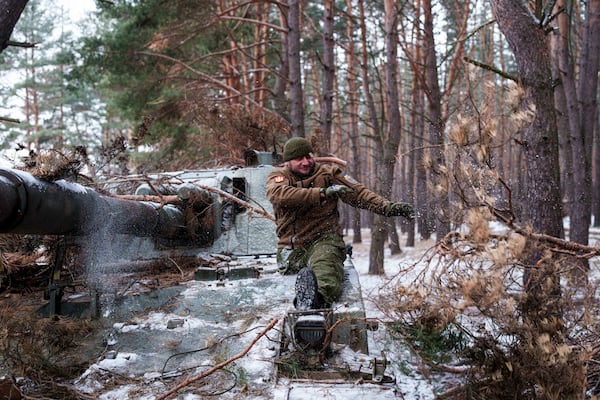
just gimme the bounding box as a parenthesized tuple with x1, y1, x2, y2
(195, 183, 276, 221)
(489, 207, 600, 259)
(5, 40, 35, 49)
(463, 57, 518, 82)
(0, 116, 20, 124)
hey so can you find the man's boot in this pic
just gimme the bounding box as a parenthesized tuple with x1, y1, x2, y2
(294, 267, 319, 310)
(293, 267, 327, 347)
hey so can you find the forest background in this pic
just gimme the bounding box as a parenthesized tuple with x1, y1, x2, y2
(0, 0, 600, 398)
(0, 0, 599, 271)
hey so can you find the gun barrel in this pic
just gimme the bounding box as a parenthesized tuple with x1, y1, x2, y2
(0, 168, 185, 238)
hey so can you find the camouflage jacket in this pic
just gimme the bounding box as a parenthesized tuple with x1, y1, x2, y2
(266, 162, 392, 249)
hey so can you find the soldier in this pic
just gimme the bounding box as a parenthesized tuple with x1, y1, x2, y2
(266, 137, 414, 313)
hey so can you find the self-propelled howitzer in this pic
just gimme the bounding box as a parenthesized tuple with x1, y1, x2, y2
(0, 151, 279, 317)
(0, 150, 279, 258)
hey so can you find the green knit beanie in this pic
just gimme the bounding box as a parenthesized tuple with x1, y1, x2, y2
(283, 137, 313, 161)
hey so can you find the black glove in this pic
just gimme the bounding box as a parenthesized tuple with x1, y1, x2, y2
(320, 184, 353, 200)
(384, 202, 414, 220)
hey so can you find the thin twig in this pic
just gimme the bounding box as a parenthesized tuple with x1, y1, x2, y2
(116, 194, 179, 204)
(167, 257, 185, 278)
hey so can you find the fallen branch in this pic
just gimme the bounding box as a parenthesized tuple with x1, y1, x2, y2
(435, 383, 467, 399)
(156, 318, 279, 400)
(322, 316, 345, 351)
(315, 156, 347, 167)
(167, 257, 185, 278)
(195, 184, 275, 221)
(275, 155, 347, 168)
(116, 194, 179, 204)
(490, 208, 600, 259)
(115, 185, 275, 221)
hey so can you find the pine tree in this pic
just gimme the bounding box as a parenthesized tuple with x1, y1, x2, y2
(1, 0, 103, 160)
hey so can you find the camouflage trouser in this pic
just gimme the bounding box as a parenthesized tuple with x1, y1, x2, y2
(277, 234, 347, 306)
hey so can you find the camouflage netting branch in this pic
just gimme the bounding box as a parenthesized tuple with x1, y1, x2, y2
(0, 305, 98, 398)
(113, 182, 277, 227)
(0, 235, 55, 292)
(378, 208, 599, 399)
(376, 82, 600, 399)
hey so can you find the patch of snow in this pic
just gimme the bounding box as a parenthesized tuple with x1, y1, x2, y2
(55, 179, 90, 193)
(96, 352, 139, 370)
(0, 157, 12, 168)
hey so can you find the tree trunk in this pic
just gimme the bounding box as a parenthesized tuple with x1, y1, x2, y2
(252, 1, 267, 106)
(287, 0, 304, 137)
(552, 51, 574, 217)
(491, 0, 565, 285)
(320, 0, 334, 147)
(577, 0, 600, 228)
(595, 112, 600, 226)
(345, 0, 363, 243)
(384, 0, 402, 256)
(490, 0, 563, 239)
(423, 0, 450, 239)
(357, 0, 384, 255)
(272, 8, 290, 120)
(369, 0, 402, 274)
(491, 1, 574, 396)
(409, 6, 433, 240)
(388, 220, 402, 254)
(404, 81, 417, 247)
(0, 0, 28, 53)
(554, 0, 591, 252)
(588, 0, 600, 228)
(358, 0, 382, 147)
